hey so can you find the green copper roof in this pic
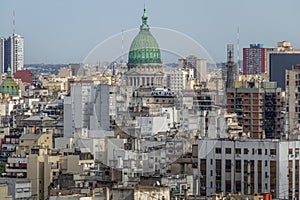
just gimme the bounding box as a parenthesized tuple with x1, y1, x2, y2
(128, 9, 161, 65)
(0, 77, 19, 96)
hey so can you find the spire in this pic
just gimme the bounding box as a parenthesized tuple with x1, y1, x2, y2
(140, 3, 149, 30)
(7, 66, 11, 77)
(13, 10, 15, 34)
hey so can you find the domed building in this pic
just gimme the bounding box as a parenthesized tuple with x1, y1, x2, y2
(125, 8, 164, 87)
(0, 67, 19, 96)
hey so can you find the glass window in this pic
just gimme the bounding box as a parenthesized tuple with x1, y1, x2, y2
(226, 148, 231, 154)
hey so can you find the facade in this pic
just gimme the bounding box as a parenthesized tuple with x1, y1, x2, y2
(125, 8, 164, 88)
(64, 83, 113, 138)
(178, 55, 207, 83)
(268, 41, 300, 90)
(4, 34, 24, 74)
(0, 37, 4, 73)
(107, 186, 170, 200)
(163, 68, 189, 94)
(6, 157, 28, 178)
(227, 80, 283, 139)
(0, 178, 31, 200)
(286, 65, 300, 135)
(198, 139, 300, 200)
(137, 116, 169, 137)
(0, 184, 13, 199)
(0, 134, 21, 161)
(243, 44, 268, 75)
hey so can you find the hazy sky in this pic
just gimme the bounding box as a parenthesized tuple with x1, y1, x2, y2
(1, 0, 299, 64)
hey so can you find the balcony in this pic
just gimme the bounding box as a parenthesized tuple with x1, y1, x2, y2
(7, 157, 28, 164)
(6, 168, 27, 173)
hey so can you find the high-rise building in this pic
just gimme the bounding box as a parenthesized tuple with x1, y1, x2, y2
(227, 78, 283, 139)
(0, 37, 4, 73)
(243, 44, 268, 75)
(4, 34, 24, 74)
(163, 68, 189, 94)
(64, 82, 114, 138)
(267, 41, 300, 90)
(286, 65, 300, 135)
(178, 55, 207, 83)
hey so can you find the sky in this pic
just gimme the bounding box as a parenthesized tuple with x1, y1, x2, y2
(1, 0, 300, 64)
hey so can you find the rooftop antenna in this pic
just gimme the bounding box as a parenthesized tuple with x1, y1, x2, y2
(13, 10, 15, 34)
(236, 26, 240, 71)
(121, 29, 124, 64)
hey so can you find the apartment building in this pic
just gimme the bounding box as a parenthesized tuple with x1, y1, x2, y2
(227, 80, 283, 139)
(286, 65, 300, 135)
(198, 139, 300, 199)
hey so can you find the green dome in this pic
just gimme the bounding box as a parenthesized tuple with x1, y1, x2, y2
(128, 9, 161, 65)
(0, 68, 19, 96)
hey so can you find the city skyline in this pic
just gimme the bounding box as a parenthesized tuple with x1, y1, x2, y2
(1, 0, 300, 64)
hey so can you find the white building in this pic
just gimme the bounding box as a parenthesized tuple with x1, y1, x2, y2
(178, 55, 207, 82)
(64, 83, 114, 138)
(137, 116, 168, 137)
(197, 139, 300, 199)
(0, 178, 31, 200)
(164, 68, 188, 94)
(4, 34, 24, 74)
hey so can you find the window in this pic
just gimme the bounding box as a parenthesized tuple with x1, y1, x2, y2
(265, 172, 269, 178)
(265, 160, 268, 166)
(226, 148, 231, 154)
(289, 148, 293, 155)
(244, 148, 249, 154)
(235, 148, 241, 155)
(215, 148, 222, 154)
(258, 149, 262, 155)
(236, 160, 241, 170)
(216, 159, 222, 169)
(265, 149, 268, 155)
(226, 160, 231, 170)
(16, 188, 23, 193)
(270, 149, 276, 155)
(226, 183, 231, 192)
